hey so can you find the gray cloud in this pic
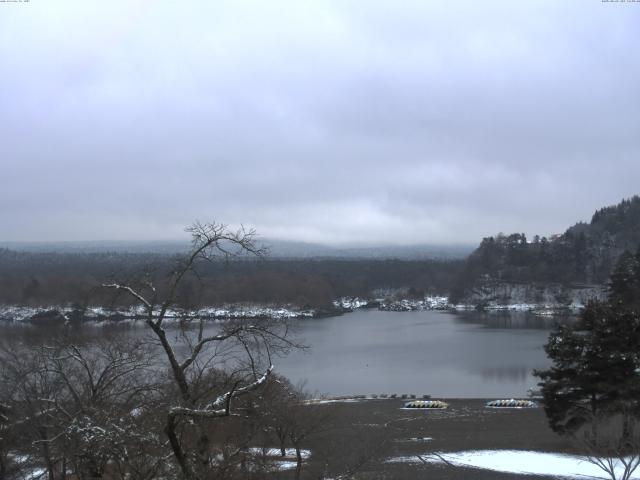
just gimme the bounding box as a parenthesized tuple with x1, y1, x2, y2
(1, 0, 639, 244)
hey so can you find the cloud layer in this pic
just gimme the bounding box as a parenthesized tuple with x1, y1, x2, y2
(2, 0, 639, 244)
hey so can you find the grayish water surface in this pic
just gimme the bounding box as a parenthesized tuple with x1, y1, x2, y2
(1, 309, 558, 398)
(275, 309, 556, 398)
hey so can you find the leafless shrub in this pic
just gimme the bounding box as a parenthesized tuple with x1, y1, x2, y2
(0, 332, 161, 480)
(578, 412, 640, 480)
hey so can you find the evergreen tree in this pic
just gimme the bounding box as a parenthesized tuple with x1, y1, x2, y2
(455, 196, 640, 296)
(536, 319, 602, 434)
(609, 248, 640, 310)
(536, 293, 640, 435)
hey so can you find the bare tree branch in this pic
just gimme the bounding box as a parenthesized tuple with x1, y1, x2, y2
(169, 365, 274, 420)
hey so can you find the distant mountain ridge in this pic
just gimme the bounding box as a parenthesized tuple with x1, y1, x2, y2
(0, 239, 474, 260)
(264, 240, 473, 260)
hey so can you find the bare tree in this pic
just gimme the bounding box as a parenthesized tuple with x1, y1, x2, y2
(0, 332, 160, 480)
(258, 377, 388, 480)
(580, 412, 640, 480)
(258, 376, 330, 479)
(0, 401, 12, 479)
(103, 222, 298, 479)
(45, 337, 160, 479)
(1, 338, 65, 480)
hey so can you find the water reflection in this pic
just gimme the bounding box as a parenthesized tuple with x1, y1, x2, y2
(0, 322, 160, 351)
(276, 309, 555, 398)
(452, 310, 574, 330)
(478, 365, 533, 383)
(1, 309, 559, 398)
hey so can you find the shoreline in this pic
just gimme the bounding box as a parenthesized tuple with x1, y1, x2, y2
(302, 397, 571, 480)
(306, 394, 541, 403)
(0, 295, 582, 324)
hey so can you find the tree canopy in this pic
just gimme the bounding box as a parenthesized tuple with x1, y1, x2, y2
(536, 247, 640, 435)
(452, 196, 640, 302)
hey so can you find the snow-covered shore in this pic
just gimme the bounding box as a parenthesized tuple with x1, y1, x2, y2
(0, 293, 588, 324)
(454, 281, 606, 312)
(0, 304, 317, 324)
(389, 449, 640, 479)
(333, 295, 585, 315)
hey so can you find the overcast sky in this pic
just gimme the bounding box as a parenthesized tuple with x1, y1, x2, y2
(1, 0, 639, 245)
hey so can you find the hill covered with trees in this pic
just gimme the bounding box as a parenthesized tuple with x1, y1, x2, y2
(2, 196, 639, 313)
(0, 248, 462, 311)
(451, 196, 640, 305)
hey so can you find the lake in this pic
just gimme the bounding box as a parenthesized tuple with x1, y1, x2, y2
(275, 309, 557, 398)
(0, 308, 560, 399)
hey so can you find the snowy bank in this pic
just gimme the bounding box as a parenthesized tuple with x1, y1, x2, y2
(389, 450, 640, 479)
(335, 295, 586, 315)
(0, 303, 316, 324)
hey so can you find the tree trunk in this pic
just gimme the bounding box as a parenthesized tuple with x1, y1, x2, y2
(622, 412, 632, 449)
(165, 415, 194, 480)
(148, 322, 192, 402)
(37, 428, 55, 480)
(294, 446, 303, 480)
(197, 429, 211, 473)
(277, 429, 287, 457)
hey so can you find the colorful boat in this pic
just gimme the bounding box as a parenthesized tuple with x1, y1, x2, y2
(486, 399, 537, 408)
(403, 400, 448, 409)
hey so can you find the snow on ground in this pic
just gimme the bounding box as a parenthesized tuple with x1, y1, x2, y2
(388, 450, 640, 479)
(248, 448, 311, 459)
(0, 305, 50, 322)
(196, 306, 315, 319)
(0, 295, 587, 323)
(274, 461, 299, 471)
(9, 455, 47, 479)
(334, 297, 370, 309)
(304, 398, 366, 405)
(336, 295, 583, 313)
(248, 448, 311, 471)
(452, 303, 580, 313)
(0, 304, 315, 323)
(129, 407, 144, 418)
(380, 297, 450, 312)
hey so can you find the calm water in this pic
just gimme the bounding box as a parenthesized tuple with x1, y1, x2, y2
(1, 309, 560, 398)
(275, 309, 557, 398)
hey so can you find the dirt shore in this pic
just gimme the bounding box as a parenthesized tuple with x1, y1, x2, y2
(300, 398, 578, 479)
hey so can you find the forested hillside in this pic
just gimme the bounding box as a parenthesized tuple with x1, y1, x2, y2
(2, 196, 639, 310)
(0, 248, 462, 309)
(451, 196, 640, 302)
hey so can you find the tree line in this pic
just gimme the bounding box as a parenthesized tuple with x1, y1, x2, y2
(0, 249, 462, 310)
(2, 196, 640, 311)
